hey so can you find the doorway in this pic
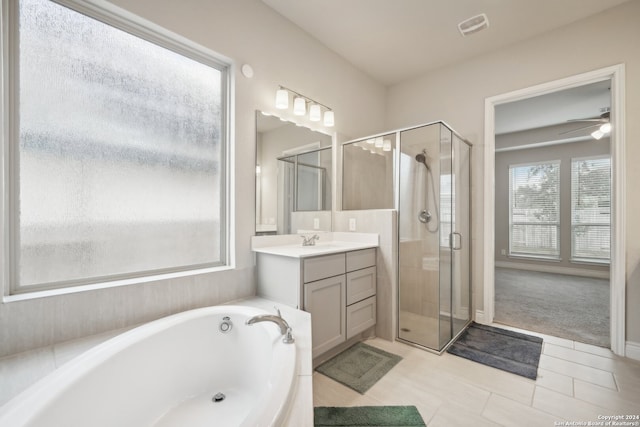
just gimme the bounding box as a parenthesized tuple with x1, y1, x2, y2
(482, 65, 626, 355)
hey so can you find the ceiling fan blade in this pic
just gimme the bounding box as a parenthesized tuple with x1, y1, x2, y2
(559, 123, 600, 135)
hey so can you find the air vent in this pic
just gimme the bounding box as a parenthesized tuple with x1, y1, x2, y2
(458, 13, 489, 36)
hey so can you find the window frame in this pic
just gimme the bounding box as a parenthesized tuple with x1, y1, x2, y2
(1, 0, 234, 299)
(570, 155, 611, 264)
(508, 160, 561, 260)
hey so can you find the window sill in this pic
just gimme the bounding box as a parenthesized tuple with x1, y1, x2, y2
(507, 254, 561, 262)
(570, 258, 610, 266)
(2, 264, 235, 303)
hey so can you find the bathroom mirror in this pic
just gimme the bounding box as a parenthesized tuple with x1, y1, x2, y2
(255, 111, 333, 235)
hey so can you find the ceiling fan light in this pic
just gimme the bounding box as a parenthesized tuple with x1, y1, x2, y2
(591, 129, 604, 140)
(600, 123, 612, 133)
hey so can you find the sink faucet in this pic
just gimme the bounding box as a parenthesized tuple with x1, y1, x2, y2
(301, 234, 320, 246)
(246, 307, 295, 344)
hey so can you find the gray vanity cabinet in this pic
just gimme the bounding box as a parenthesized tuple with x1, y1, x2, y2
(255, 247, 377, 358)
(303, 248, 377, 357)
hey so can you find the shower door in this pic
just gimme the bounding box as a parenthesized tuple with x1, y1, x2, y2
(397, 122, 471, 352)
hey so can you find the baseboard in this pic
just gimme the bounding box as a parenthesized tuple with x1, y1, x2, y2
(625, 341, 640, 361)
(495, 261, 609, 279)
(475, 310, 487, 324)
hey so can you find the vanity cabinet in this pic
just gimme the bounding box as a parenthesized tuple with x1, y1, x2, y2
(256, 247, 377, 358)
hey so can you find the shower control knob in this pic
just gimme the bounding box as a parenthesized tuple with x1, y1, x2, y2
(418, 209, 432, 224)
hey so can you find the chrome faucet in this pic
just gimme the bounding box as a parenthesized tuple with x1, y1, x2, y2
(246, 307, 295, 344)
(301, 234, 320, 246)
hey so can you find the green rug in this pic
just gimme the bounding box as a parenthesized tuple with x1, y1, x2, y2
(314, 406, 426, 427)
(316, 342, 402, 394)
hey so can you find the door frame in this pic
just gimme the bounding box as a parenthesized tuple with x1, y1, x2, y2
(482, 64, 626, 355)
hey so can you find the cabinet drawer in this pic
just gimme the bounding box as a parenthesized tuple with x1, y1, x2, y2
(346, 248, 376, 272)
(346, 266, 376, 305)
(346, 296, 376, 340)
(303, 253, 345, 283)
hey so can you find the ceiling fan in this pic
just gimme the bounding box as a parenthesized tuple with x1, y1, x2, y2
(560, 110, 611, 139)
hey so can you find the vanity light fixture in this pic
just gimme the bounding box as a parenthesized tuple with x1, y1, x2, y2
(293, 96, 306, 116)
(275, 88, 289, 109)
(323, 110, 335, 127)
(274, 85, 334, 127)
(309, 104, 321, 122)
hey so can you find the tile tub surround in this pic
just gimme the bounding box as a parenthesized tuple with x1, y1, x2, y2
(0, 297, 314, 427)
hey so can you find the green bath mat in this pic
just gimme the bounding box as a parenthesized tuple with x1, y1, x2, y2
(314, 406, 426, 427)
(316, 342, 402, 394)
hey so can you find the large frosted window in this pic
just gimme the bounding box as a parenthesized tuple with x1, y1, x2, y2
(509, 162, 560, 258)
(12, 0, 228, 292)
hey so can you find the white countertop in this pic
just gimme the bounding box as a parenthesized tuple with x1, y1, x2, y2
(251, 232, 379, 258)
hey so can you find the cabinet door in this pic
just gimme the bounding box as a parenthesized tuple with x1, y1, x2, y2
(304, 275, 346, 357)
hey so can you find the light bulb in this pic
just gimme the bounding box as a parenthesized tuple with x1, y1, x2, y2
(309, 104, 321, 122)
(323, 110, 335, 127)
(591, 129, 604, 140)
(293, 97, 306, 116)
(600, 123, 611, 133)
(275, 89, 288, 109)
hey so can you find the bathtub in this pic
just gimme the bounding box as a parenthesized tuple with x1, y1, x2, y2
(0, 305, 297, 427)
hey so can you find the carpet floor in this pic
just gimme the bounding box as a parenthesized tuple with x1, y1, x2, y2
(447, 322, 543, 380)
(494, 268, 610, 348)
(314, 406, 426, 427)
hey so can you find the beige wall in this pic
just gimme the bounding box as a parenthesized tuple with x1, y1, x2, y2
(0, 0, 386, 358)
(386, 0, 640, 342)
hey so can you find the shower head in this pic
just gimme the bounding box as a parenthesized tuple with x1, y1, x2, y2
(415, 150, 430, 171)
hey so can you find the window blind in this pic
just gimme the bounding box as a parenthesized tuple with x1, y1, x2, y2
(509, 162, 560, 258)
(571, 157, 611, 262)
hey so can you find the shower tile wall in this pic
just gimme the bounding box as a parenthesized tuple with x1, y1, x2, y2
(398, 239, 439, 319)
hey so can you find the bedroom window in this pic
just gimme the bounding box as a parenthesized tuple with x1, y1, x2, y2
(571, 156, 611, 263)
(3, 0, 231, 295)
(508, 161, 560, 259)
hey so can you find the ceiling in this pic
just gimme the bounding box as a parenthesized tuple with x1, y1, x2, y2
(261, 0, 629, 86)
(495, 80, 611, 135)
(262, 0, 623, 134)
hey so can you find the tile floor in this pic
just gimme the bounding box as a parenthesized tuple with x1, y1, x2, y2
(313, 326, 640, 426)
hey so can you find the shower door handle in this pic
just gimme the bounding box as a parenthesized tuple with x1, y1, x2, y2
(450, 232, 463, 250)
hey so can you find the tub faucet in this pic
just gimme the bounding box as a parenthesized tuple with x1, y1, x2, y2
(246, 308, 295, 344)
(301, 234, 319, 246)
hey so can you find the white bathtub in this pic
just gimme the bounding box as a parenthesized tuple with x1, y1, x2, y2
(0, 305, 297, 427)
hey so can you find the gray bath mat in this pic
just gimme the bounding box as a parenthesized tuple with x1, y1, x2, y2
(447, 322, 543, 380)
(314, 406, 426, 427)
(316, 342, 402, 394)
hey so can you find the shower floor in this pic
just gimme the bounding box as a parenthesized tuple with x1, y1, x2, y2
(398, 310, 469, 351)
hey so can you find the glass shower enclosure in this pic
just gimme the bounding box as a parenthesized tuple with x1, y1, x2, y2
(397, 122, 471, 352)
(342, 121, 471, 353)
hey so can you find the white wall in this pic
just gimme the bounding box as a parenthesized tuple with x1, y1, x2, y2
(0, 0, 386, 358)
(386, 0, 640, 342)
